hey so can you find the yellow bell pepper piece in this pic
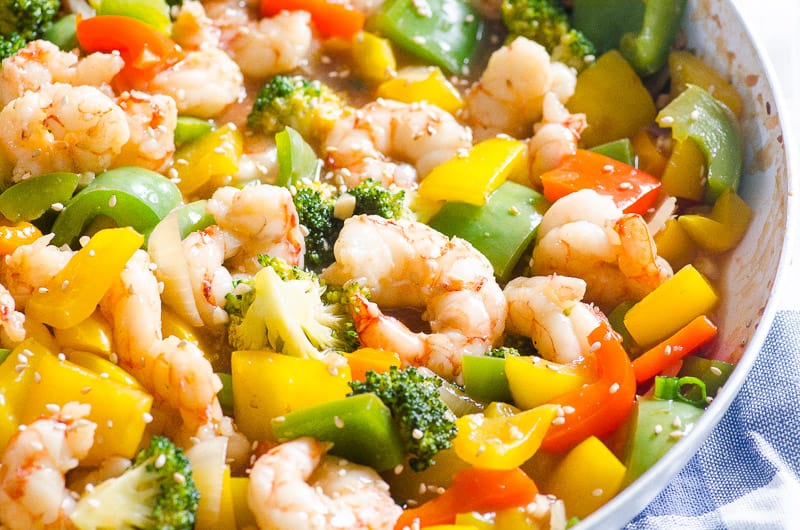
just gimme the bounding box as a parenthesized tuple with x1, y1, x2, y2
(567, 50, 656, 147)
(483, 401, 520, 418)
(661, 139, 706, 201)
(345, 347, 400, 380)
(505, 355, 589, 410)
(0, 339, 47, 451)
(427, 526, 481, 530)
(218, 466, 237, 530)
(418, 137, 526, 205)
(654, 218, 696, 270)
(453, 404, 559, 469)
(26, 227, 143, 330)
(631, 130, 668, 178)
(22, 350, 152, 465)
(22, 315, 59, 352)
(624, 264, 719, 347)
(162, 307, 200, 345)
(230, 476, 257, 528)
(351, 31, 396, 84)
(678, 190, 753, 253)
(173, 123, 243, 196)
(53, 309, 113, 357)
(669, 50, 743, 117)
(377, 66, 464, 114)
(65, 350, 142, 390)
(232, 350, 352, 440)
(544, 435, 626, 519)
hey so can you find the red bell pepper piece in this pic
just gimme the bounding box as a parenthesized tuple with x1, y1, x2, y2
(541, 322, 636, 453)
(260, 0, 365, 39)
(76, 15, 181, 84)
(632, 315, 718, 384)
(540, 149, 662, 215)
(394, 467, 538, 529)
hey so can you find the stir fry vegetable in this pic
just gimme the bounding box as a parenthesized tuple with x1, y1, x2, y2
(0, 0, 755, 528)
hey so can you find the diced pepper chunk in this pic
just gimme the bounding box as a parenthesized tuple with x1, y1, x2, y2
(505, 355, 589, 410)
(173, 123, 243, 196)
(428, 181, 548, 282)
(669, 50, 743, 117)
(677, 190, 752, 253)
(377, 66, 464, 114)
(351, 31, 397, 84)
(462, 355, 512, 403)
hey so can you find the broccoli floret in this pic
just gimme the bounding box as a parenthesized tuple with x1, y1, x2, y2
(70, 436, 199, 530)
(349, 366, 457, 471)
(501, 0, 595, 72)
(0, 0, 60, 60)
(347, 178, 408, 219)
(247, 75, 346, 144)
(225, 256, 361, 356)
(292, 180, 343, 270)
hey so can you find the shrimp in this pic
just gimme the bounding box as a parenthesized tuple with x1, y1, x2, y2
(99, 250, 223, 433)
(0, 282, 25, 343)
(322, 215, 506, 379)
(324, 99, 472, 188)
(206, 184, 306, 273)
(0, 82, 130, 181)
(0, 402, 96, 530)
(0, 40, 123, 105)
(504, 275, 603, 363)
(531, 189, 673, 311)
(2, 234, 74, 309)
(464, 37, 577, 140)
(214, 5, 314, 78)
(113, 90, 178, 172)
(248, 437, 401, 530)
(527, 92, 586, 187)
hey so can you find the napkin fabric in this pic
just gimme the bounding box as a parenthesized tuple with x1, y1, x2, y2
(627, 311, 800, 529)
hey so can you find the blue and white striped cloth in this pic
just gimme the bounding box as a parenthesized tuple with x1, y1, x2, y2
(628, 311, 800, 529)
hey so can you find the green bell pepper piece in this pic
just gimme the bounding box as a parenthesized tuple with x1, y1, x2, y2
(276, 126, 321, 187)
(657, 84, 743, 203)
(620, 0, 687, 76)
(622, 398, 703, 484)
(0, 348, 10, 366)
(51, 167, 181, 247)
(462, 355, 512, 404)
(0, 172, 80, 222)
(367, 0, 483, 75)
(590, 138, 636, 166)
(271, 393, 406, 472)
(216, 372, 234, 416)
(174, 117, 215, 147)
(607, 300, 636, 354)
(428, 181, 548, 281)
(43, 14, 79, 51)
(573, 0, 687, 76)
(678, 355, 734, 402)
(91, 0, 172, 34)
(175, 200, 215, 239)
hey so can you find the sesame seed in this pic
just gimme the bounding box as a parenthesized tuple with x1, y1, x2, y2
(108, 195, 117, 208)
(46, 403, 60, 413)
(669, 430, 685, 440)
(589, 341, 601, 352)
(16, 353, 28, 364)
(592, 488, 604, 497)
(618, 181, 634, 190)
(412, 428, 424, 440)
(81, 386, 92, 394)
(653, 424, 663, 435)
(109, 353, 118, 364)
(709, 366, 723, 376)
(155, 454, 167, 469)
(34, 371, 41, 383)
(334, 416, 344, 428)
(99, 372, 110, 379)
(661, 116, 675, 125)
(672, 416, 683, 428)
(551, 416, 566, 425)
(79, 236, 90, 247)
(58, 353, 66, 361)
(61, 280, 70, 290)
(142, 412, 154, 423)
(393, 464, 404, 475)
(14, 364, 26, 373)
(173, 472, 186, 484)
(31, 441, 44, 451)
(88, 249, 95, 257)
(51, 202, 65, 211)
(38, 287, 48, 293)
(690, 110, 700, 120)
(664, 345, 672, 356)
(609, 382, 620, 394)
(563, 405, 576, 414)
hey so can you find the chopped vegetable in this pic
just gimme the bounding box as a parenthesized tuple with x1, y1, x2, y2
(261, 0, 365, 39)
(653, 375, 708, 407)
(632, 315, 717, 384)
(462, 354, 513, 403)
(0, 0, 60, 59)
(657, 84, 743, 203)
(349, 365, 457, 471)
(376, 66, 463, 113)
(505, 354, 590, 410)
(0, 172, 80, 223)
(539, 149, 661, 215)
(669, 50, 743, 117)
(367, 0, 482, 75)
(678, 190, 753, 253)
(92, 0, 173, 34)
(171, 123, 243, 196)
(590, 138, 636, 166)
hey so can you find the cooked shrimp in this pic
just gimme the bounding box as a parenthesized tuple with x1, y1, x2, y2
(2, 234, 74, 309)
(0, 82, 130, 181)
(0, 282, 25, 343)
(527, 92, 586, 187)
(504, 275, 603, 363)
(147, 47, 244, 119)
(0, 40, 123, 105)
(531, 189, 673, 311)
(248, 437, 401, 530)
(464, 37, 577, 140)
(208, 1, 314, 79)
(171, 0, 223, 50)
(113, 90, 178, 172)
(0, 402, 96, 530)
(322, 215, 506, 379)
(99, 250, 223, 433)
(324, 99, 472, 188)
(206, 183, 306, 273)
